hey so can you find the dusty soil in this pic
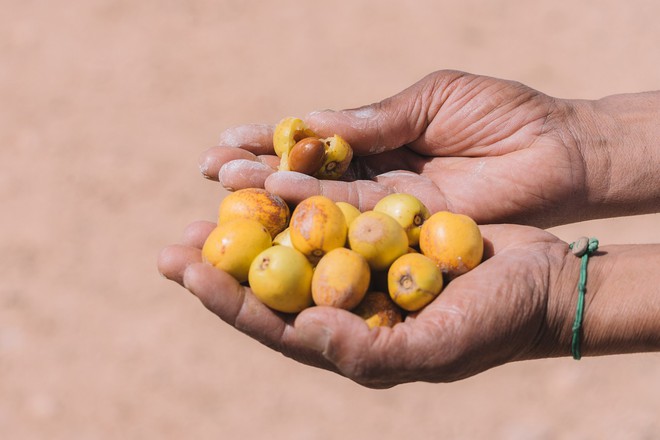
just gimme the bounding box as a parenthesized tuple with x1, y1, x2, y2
(2, 1, 659, 438)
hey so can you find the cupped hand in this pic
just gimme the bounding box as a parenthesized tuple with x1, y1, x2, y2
(157, 221, 574, 388)
(201, 70, 588, 228)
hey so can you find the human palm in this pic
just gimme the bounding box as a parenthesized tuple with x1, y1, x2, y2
(203, 71, 585, 227)
(158, 220, 571, 388)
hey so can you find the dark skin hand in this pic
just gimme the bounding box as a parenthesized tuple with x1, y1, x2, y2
(160, 71, 660, 388)
(200, 71, 590, 228)
(158, 220, 575, 388)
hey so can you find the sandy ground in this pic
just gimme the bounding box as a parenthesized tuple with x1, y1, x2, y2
(2, 1, 659, 438)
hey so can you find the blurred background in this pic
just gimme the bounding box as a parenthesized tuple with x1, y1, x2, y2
(2, 0, 659, 438)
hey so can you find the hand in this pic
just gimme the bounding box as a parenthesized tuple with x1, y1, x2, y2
(201, 70, 590, 228)
(157, 221, 575, 388)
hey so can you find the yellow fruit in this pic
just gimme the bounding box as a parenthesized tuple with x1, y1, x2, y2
(348, 211, 409, 271)
(314, 135, 353, 180)
(273, 227, 293, 247)
(373, 193, 430, 246)
(419, 211, 483, 277)
(273, 117, 318, 171)
(202, 219, 272, 283)
(311, 248, 370, 310)
(248, 245, 313, 313)
(352, 291, 403, 329)
(218, 188, 290, 238)
(289, 195, 347, 264)
(336, 201, 361, 227)
(388, 253, 443, 311)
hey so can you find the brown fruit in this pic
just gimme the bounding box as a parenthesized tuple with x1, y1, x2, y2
(353, 291, 403, 329)
(288, 137, 326, 175)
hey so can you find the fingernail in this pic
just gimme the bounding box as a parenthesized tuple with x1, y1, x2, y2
(298, 322, 332, 356)
(198, 149, 215, 178)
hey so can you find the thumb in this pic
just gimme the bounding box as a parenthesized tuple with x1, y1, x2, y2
(304, 75, 437, 156)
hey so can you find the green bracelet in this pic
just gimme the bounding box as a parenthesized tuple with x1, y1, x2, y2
(568, 237, 599, 360)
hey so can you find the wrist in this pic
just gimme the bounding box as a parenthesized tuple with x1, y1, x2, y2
(565, 92, 660, 220)
(544, 243, 660, 359)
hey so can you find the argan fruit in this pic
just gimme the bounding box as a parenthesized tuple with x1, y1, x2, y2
(311, 248, 370, 310)
(289, 195, 347, 264)
(273, 117, 318, 171)
(248, 245, 313, 313)
(388, 253, 443, 312)
(373, 193, 430, 246)
(336, 201, 361, 227)
(273, 227, 293, 247)
(218, 188, 290, 238)
(288, 137, 326, 175)
(353, 291, 403, 329)
(314, 135, 353, 180)
(202, 219, 272, 283)
(348, 211, 409, 271)
(419, 211, 483, 277)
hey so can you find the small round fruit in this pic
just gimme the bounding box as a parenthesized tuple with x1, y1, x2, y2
(202, 219, 272, 283)
(388, 253, 443, 311)
(288, 137, 326, 175)
(248, 245, 313, 313)
(314, 135, 353, 180)
(289, 195, 347, 263)
(419, 211, 483, 277)
(336, 201, 361, 227)
(273, 227, 293, 247)
(374, 193, 430, 246)
(348, 211, 409, 271)
(218, 188, 290, 238)
(272, 117, 317, 158)
(353, 291, 403, 329)
(312, 248, 370, 310)
(273, 117, 318, 171)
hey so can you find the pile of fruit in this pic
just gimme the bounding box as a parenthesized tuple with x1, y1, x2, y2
(201, 118, 484, 328)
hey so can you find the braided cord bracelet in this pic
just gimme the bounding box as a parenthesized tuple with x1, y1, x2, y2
(568, 237, 599, 360)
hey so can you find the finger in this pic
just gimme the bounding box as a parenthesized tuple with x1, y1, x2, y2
(219, 159, 277, 191)
(294, 306, 458, 387)
(264, 171, 393, 211)
(181, 220, 216, 249)
(303, 75, 439, 156)
(182, 262, 332, 365)
(217, 123, 275, 155)
(199, 146, 277, 181)
(157, 244, 202, 286)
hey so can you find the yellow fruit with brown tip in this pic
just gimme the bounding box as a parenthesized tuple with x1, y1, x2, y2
(419, 211, 483, 277)
(202, 219, 272, 283)
(353, 291, 403, 328)
(248, 245, 313, 313)
(289, 195, 347, 264)
(374, 193, 430, 246)
(348, 211, 409, 271)
(388, 253, 443, 311)
(314, 135, 353, 179)
(218, 188, 290, 238)
(311, 248, 370, 310)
